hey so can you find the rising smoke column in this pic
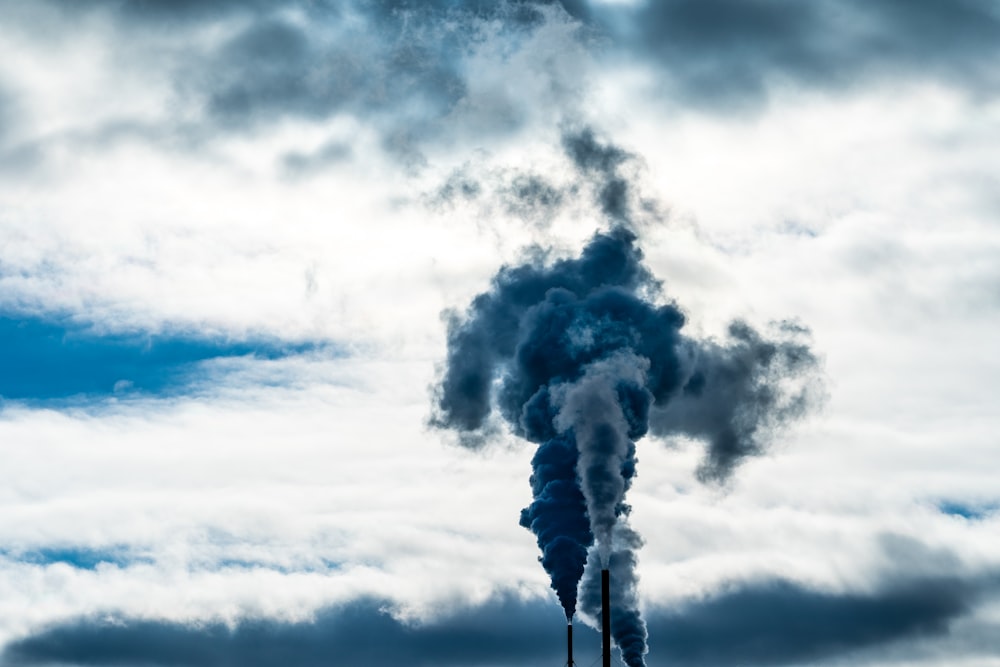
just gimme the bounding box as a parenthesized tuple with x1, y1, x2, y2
(432, 131, 820, 667)
(580, 525, 646, 667)
(434, 227, 680, 626)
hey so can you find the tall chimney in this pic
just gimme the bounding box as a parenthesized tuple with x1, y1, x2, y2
(567, 620, 574, 666)
(602, 568, 611, 667)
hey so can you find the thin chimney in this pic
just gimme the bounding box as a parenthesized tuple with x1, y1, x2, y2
(602, 568, 611, 667)
(567, 620, 574, 666)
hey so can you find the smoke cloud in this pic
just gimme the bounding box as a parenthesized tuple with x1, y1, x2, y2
(649, 319, 821, 482)
(432, 131, 820, 667)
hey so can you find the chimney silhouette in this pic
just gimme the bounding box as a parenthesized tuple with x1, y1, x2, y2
(602, 568, 611, 667)
(567, 621, 574, 666)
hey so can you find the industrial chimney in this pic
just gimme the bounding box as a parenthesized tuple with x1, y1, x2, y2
(567, 620, 574, 666)
(602, 568, 611, 667)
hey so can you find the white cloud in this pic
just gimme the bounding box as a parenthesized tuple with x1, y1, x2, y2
(0, 3, 998, 665)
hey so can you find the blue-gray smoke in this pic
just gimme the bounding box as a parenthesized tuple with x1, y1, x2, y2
(432, 225, 818, 667)
(432, 137, 819, 667)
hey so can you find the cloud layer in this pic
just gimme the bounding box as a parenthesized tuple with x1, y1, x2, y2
(7, 566, 999, 667)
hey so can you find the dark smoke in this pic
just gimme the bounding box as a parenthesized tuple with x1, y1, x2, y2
(561, 127, 633, 222)
(432, 227, 680, 640)
(518, 433, 592, 616)
(432, 131, 820, 667)
(649, 319, 821, 482)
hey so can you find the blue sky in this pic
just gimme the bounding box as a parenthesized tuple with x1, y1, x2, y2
(1, 2, 999, 666)
(0, 313, 328, 401)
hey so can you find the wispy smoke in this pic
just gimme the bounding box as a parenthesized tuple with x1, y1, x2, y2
(561, 127, 633, 222)
(552, 351, 648, 564)
(650, 319, 821, 483)
(432, 129, 821, 667)
(580, 525, 646, 667)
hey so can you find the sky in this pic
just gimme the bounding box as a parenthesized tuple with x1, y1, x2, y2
(1, 1, 999, 666)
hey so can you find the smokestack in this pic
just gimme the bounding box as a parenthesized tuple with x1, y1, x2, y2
(567, 620, 574, 667)
(602, 568, 611, 667)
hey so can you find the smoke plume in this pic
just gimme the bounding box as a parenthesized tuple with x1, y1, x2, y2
(432, 131, 820, 667)
(580, 526, 647, 667)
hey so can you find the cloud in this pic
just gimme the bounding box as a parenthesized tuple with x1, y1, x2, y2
(280, 141, 353, 179)
(19, 1, 581, 154)
(592, 0, 1000, 110)
(39, 0, 273, 24)
(0, 0, 595, 177)
(5, 569, 999, 667)
(14, 0, 1000, 175)
(644, 572, 999, 667)
(2, 595, 576, 667)
(0, 84, 16, 142)
(193, 14, 467, 134)
(1, 2, 999, 666)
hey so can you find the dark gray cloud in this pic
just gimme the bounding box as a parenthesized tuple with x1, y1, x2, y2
(646, 573, 997, 667)
(589, 0, 1000, 110)
(41, 0, 585, 25)
(234, 0, 1000, 117)
(20, 0, 588, 170)
(193, 15, 466, 132)
(39, 0, 275, 24)
(6, 570, 998, 667)
(17, 0, 1000, 170)
(3, 595, 578, 667)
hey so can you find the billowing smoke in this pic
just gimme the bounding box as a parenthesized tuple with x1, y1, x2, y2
(432, 131, 820, 667)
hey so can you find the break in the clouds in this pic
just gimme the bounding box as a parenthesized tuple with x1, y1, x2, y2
(0, 545, 150, 571)
(2, 2, 1000, 667)
(0, 313, 331, 403)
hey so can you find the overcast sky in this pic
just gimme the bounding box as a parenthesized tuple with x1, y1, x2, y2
(1, 1, 999, 666)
